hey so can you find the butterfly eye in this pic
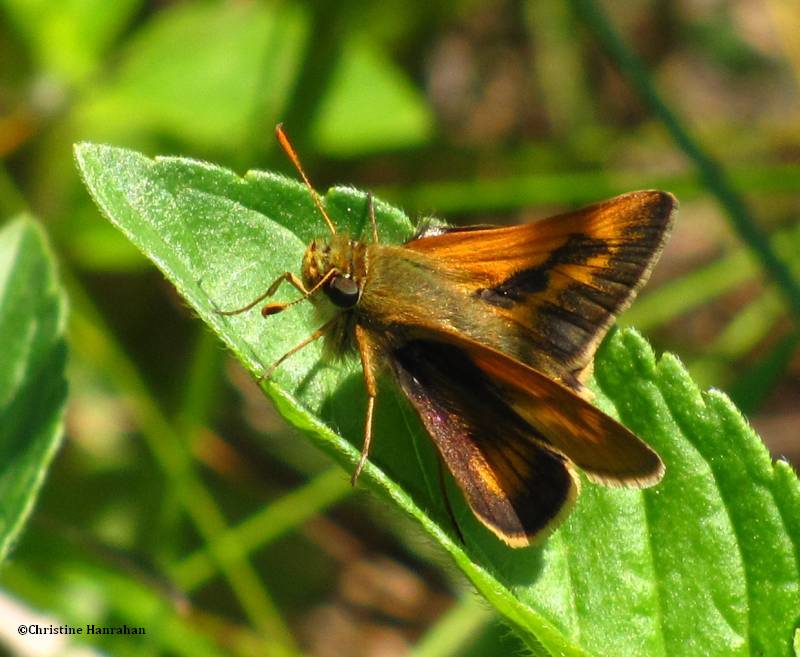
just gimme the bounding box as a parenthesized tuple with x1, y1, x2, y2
(326, 274, 360, 308)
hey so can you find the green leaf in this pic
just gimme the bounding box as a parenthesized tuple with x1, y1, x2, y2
(75, 143, 800, 657)
(0, 217, 68, 563)
(75, 2, 308, 150)
(2, 0, 141, 82)
(592, 331, 800, 657)
(309, 36, 434, 156)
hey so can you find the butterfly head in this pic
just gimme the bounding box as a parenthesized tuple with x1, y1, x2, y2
(302, 233, 365, 309)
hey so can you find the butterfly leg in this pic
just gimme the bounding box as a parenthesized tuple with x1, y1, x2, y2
(352, 325, 380, 486)
(217, 271, 308, 316)
(261, 269, 336, 317)
(366, 192, 378, 244)
(258, 317, 337, 382)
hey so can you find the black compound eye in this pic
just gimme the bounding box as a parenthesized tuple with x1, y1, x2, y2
(326, 275, 360, 308)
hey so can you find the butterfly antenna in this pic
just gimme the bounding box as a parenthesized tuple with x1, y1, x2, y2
(275, 123, 336, 235)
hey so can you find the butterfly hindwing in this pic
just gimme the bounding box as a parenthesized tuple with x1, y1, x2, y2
(391, 339, 579, 546)
(445, 332, 664, 486)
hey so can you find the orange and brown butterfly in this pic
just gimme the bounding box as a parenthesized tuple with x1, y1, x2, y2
(222, 124, 677, 548)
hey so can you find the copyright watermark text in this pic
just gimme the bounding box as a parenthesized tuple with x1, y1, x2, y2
(18, 623, 146, 636)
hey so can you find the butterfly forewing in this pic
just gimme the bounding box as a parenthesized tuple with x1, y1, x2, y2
(405, 191, 677, 386)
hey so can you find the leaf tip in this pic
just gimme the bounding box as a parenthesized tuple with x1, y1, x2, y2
(73, 140, 96, 160)
(597, 326, 657, 381)
(73, 141, 101, 178)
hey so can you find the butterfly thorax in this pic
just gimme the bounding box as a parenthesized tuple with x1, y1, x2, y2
(302, 232, 368, 309)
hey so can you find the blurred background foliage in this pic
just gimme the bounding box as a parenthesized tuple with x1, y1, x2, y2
(1, 0, 799, 655)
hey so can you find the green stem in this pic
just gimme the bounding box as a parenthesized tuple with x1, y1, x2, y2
(411, 595, 494, 657)
(175, 327, 223, 438)
(171, 467, 352, 590)
(65, 273, 304, 657)
(380, 162, 800, 216)
(570, 0, 800, 320)
(729, 329, 800, 415)
(155, 328, 224, 565)
(624, 219, 800, 330)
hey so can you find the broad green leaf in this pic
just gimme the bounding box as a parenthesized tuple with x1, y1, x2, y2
(309, 36, 434, 156)
(2, 0, 141, 82)
(75, 143, 800, 657)
(75, 2, 308, 151)
(0, 217, 68, 563)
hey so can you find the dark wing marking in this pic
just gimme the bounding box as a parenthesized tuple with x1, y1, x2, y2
(446, 332, 665, 487)
(404, 191, 677, 384)
(392, 340, 579, 546)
